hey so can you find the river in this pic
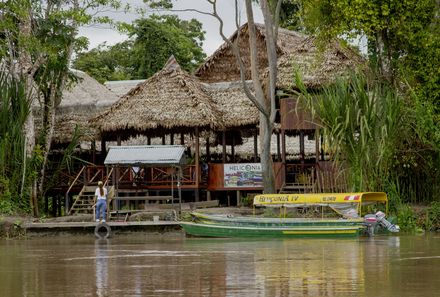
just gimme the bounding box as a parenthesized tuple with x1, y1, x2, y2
(1, 233, 439, 297)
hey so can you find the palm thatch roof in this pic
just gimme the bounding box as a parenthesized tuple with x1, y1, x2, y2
(204, 81, 259, 128)
(195, 23, 305, 83)
(104, 79, 146, 97)
(195, 23, 364, 90)
(90, 56, 224, 140)
(274, 37, 366, 89)
(48, 70, 120, 144)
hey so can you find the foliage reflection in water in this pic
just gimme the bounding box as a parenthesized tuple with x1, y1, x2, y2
(1, 234, 440, 296)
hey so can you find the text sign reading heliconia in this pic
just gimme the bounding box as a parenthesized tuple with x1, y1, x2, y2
(224, 163, 263, 188)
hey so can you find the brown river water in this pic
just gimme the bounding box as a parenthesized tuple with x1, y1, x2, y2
(1, 233, 440, 297)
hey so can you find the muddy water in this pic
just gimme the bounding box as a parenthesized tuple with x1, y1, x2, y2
(1, 233, 440, 297)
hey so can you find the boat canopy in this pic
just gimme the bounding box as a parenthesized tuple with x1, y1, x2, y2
(253, 192, 387, 206)
(253, 192, 388, 218)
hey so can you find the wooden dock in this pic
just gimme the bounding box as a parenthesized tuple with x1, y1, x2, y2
(23, 221, 181, 236)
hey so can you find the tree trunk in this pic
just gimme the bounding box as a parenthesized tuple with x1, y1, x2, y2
(39, 0, 79, 198)
(260, 114, 275, 193)
(245, 0, 276, 193)
(17, 5, 39, 216)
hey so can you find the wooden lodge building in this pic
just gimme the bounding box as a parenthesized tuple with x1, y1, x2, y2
(45, 24, 364, 216)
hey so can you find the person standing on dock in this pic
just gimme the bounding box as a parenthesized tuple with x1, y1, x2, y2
(94, 181, 108, 223)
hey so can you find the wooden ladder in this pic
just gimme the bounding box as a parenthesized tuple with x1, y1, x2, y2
(68, 185, 115, 215)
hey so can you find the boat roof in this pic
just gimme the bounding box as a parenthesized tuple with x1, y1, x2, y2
(253, 192, 387, 207)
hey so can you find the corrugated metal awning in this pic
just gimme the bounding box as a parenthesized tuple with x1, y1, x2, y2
(104, 145, 185, 166)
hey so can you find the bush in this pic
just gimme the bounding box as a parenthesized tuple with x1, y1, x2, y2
(396, 204, 417, 232)
(425, 201, 440, 231)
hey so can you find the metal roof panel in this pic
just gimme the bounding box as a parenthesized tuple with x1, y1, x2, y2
(104, 145, 185, 166)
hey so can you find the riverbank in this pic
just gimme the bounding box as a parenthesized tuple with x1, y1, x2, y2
(0, 207, 257, 239)
(1, 204, 434, 239)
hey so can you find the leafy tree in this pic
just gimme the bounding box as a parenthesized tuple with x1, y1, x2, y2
(0, 0, 123, 215)
(74, 14, 206, 81)
(73, 41, 134, 83)
(131, 15, 206, 78)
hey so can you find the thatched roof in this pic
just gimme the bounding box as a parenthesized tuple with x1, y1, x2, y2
(195, 23, 305, 83)
(204, 81, 259, 128)
(195, 23, 364, 89)
(90, 56, 224, 140)
(274, 37, 366, 89)
(48, 70, 119, 144)
(104, 79, 146, 97)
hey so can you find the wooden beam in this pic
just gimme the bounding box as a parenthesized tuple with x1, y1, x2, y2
(254, 128, 258, 162)
(276, 132, 281, 161)
(206, 137, 211, 162)
(195, 127, 200, 202)
(222, 130, 226, 163)
(300, 130, 305, 166)
(231, 132, 235, 162)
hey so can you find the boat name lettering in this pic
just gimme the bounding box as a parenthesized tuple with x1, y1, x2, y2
(322, 196, 336, 202)
(257, 196, 289, 203)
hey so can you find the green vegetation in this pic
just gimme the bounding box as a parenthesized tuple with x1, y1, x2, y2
(73, 14, 206, 83)
(284, 0, 439, 231)
(0, 72, 32, 214)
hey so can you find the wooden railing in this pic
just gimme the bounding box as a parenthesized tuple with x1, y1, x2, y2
(114, 165, 198, 187)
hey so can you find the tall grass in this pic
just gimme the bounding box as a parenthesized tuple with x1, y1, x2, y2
(296, 72, 402, 194)
(0, 71, 32, 213)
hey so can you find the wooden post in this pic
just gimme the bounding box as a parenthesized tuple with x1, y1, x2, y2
(180, 133, 185, 145)
(281, 129, 286, 184)
(236, 190, 241, 207)
(315, 129, 320, 162)
(91, 140, 96, 164)
(101, 138, 106, 157)
(276, 132, 281, 162)
(117, 135, 121, 146)
(300, 130, 305, 167)
(254, 128, 258, 162)
(195, 127, 200, 202)
(147, 136, 151, 145)
(222, 130, 226, 163)
(162, 135, 166, 145)
(170, 133, 174, 145)
(231, 133, 235, 163)
(206, 137, 211, 162)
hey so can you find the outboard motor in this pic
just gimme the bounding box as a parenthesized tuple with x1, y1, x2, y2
(364, 211, 400, 236)
(375, 211, 400, 233)
(364, 214, 378, 236)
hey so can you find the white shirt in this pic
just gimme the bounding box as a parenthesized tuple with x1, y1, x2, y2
(95, 187, 108, 200)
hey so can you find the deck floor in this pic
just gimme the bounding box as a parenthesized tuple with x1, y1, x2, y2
(24, 221, 179, 229)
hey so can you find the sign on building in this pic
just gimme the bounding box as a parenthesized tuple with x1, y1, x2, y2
(224, 163, 263, 188)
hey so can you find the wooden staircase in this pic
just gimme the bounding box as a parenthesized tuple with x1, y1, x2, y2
(279, 173, 316, 194)
(68, 185, 115, 215)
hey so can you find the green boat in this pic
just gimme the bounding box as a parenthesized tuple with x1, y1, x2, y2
(180, 221, 362, 238)
(180, 192, 399, 238)
(190, 212, 364, 228)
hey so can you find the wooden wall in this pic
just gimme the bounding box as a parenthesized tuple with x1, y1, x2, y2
(280, 98, 317, 130)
